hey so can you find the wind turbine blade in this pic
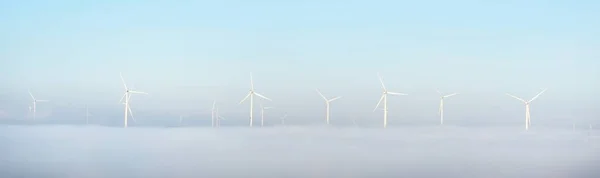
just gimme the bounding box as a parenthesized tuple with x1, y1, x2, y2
(129, 90, 148, 94)
(119, 93, 127, 103)
(28, 90, 36, 100)
(216, 108, 224, 120)
(315, 89, 327, 101)
(443, 93, 458, 98)
(387, 92, 407, 96)
(436, 89, 441, 95)
(254, 92, 272, 101)
(120, 72, 128, 90)
(239, 93, 251, 104)
(36, 100, 49, 102)
(373, 95, 385, 112)
(506, 93, 526, 103)
(377, 73, 386, 90)
(128, 105, 136, 123)
(328, 96, 341, 102)
(528, 88, 547, 102)
(212, 100, 216, 110)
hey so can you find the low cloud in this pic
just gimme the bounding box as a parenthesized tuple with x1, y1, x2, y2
(0, 126, 598, 178)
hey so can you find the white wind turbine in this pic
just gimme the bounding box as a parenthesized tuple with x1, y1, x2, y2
(316, 89, 341, 125)
(211, 101, 217, 127)
(119, 73, 148, 128)
(239, 73, 272, 127)
(215, 107, 225, 127)
(210, 100, 226, 128)
(436, 90, 458, 125)
(506, 88, 547, 131)
(280, 113, 288, 126)
(373, 73, 407, 128)
(28, 90, 49, 121)
(260, 104, 273, 127)
(211, 101, 225, 127)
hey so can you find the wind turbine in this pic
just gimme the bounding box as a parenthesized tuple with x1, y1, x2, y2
(506, 88, 547, 131)
(436, 90, 458, 125)
(215, 107, 225, 127)
(280, 113, 288, 126)
(316, 89, 341, 125)
(119, 73, 148, 128)
(260, 104, 273, 127)
(239, 73, 272, 127)
(28, 90, 49, 121)
(211, 100, 218, 127)
(373, 73, 407, 128)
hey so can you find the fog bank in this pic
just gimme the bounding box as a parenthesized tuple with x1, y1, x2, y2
(1, 125, 599, 178)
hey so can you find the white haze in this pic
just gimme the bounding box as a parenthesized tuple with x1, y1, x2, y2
(1, 125, 599, 178)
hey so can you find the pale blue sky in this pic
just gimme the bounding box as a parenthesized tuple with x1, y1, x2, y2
(0, 0, 598, 126)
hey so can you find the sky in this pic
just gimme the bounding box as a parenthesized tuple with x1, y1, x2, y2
(0, 0, 599, 127)
(1, 125, 599, 177)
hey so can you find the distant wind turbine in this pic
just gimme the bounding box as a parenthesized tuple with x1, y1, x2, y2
(260, 104, 273, 127)
(280, 113, 288, 126)
(239, 73, 272, 127)
(506, 88, 547, 131)
(373, 73, 407, 128)
(215, 107, 225, 127)
(28, 90, 49, 121)
(119, 73, 148, 128)
(316, 89, 341, 125)
(211, 101, 216, 127)
(436, 90, 458, 125)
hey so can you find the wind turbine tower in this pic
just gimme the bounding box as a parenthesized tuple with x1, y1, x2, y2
(373, 73, 407, 128)
(239, 73, 272, 127)
(437, 90, 458, 125)
(28, 90, 49, 121)
(316, 89, 341, 125)
(506, 88, 547, 131)
(211, 101, 217, 127)
(119, 73, 148, 128)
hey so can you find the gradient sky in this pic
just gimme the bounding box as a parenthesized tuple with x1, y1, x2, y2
(0, 0, 598, 126)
